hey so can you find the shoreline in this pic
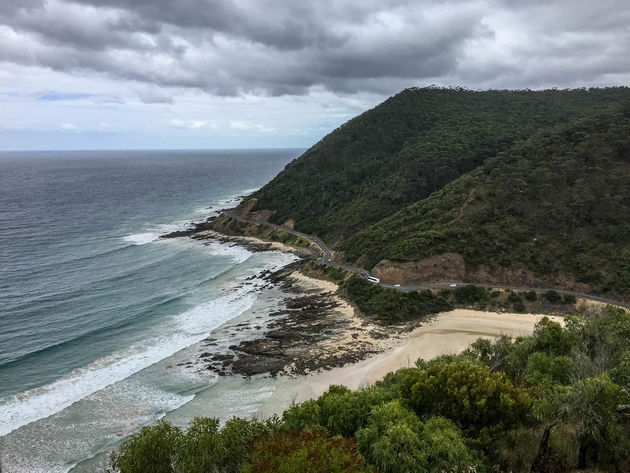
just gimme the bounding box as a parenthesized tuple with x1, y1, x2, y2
(177, 226, 571, 384)
(256, 310, 563, 418)
(163, 223, 576, 420)
(190, 258, 402, 378)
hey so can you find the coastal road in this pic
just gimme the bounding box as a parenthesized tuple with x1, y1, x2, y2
(224, 209, 630, 310)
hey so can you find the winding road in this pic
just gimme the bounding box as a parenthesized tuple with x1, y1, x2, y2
(225, 209, 630, 310)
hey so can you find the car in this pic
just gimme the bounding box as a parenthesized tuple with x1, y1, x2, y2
(394, 284, 401, 287)
(449, 283, 457, 287)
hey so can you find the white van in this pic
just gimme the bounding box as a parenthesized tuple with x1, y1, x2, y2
(367, 276, 380, 284)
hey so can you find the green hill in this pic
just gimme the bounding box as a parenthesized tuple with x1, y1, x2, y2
(344, 109, 630, 296)
(240, 87, 630, 297)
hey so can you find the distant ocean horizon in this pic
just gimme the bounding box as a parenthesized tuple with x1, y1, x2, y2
(0, 149, 301, 472)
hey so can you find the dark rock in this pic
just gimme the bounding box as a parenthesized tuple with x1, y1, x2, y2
(232, 354, 287, 376)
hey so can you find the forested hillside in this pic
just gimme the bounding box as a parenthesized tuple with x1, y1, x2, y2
(242, 87, 630, 296)
(344, 109, 630, 296)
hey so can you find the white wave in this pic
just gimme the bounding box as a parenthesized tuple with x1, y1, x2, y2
(0, 383, 194, 473)
(128, 187, 260, 244)
(0, 286, 257, 437)
(202, 240, 253, 264)
(194, 187, 259, 216)
(123, 232, 160, 245)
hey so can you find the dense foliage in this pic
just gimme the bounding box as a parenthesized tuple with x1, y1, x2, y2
(242, 429, 372, 473)
(305, 260, 578, 321)
(341, 275, 452, 323)
(109, 306, 630, 473)
(343, 108, 630, 296)
(244, 87, 630, 296)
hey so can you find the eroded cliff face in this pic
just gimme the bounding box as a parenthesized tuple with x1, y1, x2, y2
(371, 253, 592, 293)
(234, 198, 274, 223)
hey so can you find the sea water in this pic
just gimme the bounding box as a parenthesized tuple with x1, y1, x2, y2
(0, 149, 301, 472)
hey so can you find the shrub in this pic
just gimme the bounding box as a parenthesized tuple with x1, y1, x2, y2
(357, 401, 483, 473)
(356, 400, 425, 473)
(512, 299, 526, 313)
(525, 291, 538, 301)
(543, 290, 562, 303)
(109, 417, 270, 473)
(454, 285, 488, 305)
(241, 429, 373, 473)
(342, 275, 452, 324)
(401, 361, 532, 437)
(525, 352, 573, 385)
(282, 385, 389, 437)
(531, 317, 576, 356)
(109, 421, 181, 473)
(562, 294, 577, 305)
(507, 291, 523, 303)
(419, 417, 485, 473)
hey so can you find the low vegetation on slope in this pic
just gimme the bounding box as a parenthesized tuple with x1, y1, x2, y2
(344, 109, 630, 296)
(109, 306, 630, 473)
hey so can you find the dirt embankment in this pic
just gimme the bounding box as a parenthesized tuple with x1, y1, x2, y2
(371, 253, 592, 293)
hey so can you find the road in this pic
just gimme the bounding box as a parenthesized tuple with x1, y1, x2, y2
(224, 209, 630, 310)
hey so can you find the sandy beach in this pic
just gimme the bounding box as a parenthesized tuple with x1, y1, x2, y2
(258, 309, 562, 415)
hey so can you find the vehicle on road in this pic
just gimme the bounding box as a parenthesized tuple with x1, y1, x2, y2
(449, 283, 457, 287)
(367, 276, 380, 284)
(394, 284, 401, 287)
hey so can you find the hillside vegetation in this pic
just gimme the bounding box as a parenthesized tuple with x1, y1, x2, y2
(243, 87, 630, 296)
(110, 306, 630, 473)
(344, 109, 630, 295)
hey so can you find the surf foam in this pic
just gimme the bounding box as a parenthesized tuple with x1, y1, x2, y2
(0, 284, 257, 437)
(123, 232, 160, 245)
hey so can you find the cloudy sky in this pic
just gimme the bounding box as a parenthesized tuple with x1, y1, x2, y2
(1, 0, 629, 150)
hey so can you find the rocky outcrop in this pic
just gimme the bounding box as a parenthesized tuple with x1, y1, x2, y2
(234, 197, 274, 222)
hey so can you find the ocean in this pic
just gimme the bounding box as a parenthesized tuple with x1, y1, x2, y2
(0, 149, 301, 472)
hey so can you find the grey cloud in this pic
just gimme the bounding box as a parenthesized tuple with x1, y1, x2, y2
(0, 0, 44, 16)
(0, 0, 629, 98)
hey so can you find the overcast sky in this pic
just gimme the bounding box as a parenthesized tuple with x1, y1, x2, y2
(1, 0, 629, 150)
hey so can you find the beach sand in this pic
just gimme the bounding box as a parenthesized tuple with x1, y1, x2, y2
(257, 309, 562, 415)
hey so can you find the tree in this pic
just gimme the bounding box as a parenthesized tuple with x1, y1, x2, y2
(401, 361, 532, 439)
(356, 400, 426, 473)
(567, 374, 629, 470)
(109, 421, 181, 473)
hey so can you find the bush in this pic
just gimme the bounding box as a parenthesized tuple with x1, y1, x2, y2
(177, 417, 267, 473)
(419, 417, 486, 473)
(241, 429, 373, 473)
(507, 291, 523, 303)
(356, 400, 425, 473)
(110, 421, 180, 473)
(454, 285, 488, 305)
(401, 361, 532, 437)
(525, 352, 573, 384)
(543, 290, 562, 303)
(109, 417, 270, 473)
(356, 401, 484, 473)
(282, 385, 389, 437)
(562, 294, 577, 305)
(525, 291, 538, 301)
(342, 275, 452, 324)
(512, 299, 526, 313)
